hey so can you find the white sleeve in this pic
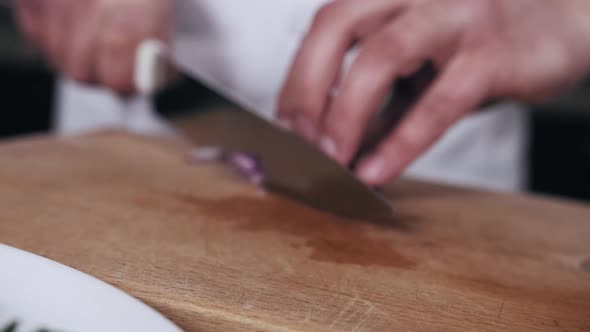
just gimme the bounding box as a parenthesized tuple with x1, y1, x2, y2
(171, 0, 330, 121)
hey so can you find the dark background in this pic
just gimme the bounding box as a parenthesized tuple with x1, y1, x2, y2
(1, 7, 589, 202)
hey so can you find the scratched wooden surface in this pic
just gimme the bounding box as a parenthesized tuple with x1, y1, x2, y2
(0, 110, 589, 331)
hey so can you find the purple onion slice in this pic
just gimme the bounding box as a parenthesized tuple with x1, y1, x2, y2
(226, 152, 265, 185)
(227, 152, 261, 172)
(186, 147, 265, 186)
(187, 146, 224, 163)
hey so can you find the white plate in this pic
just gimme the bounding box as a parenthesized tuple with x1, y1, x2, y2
(0, 244, 183, 332)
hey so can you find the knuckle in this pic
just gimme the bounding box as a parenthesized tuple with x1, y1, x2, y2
(391, 127, 420, 159)
(463, 0, 498, 24)
(114, 82, 134, 94)
(371, 31, 412, 63)
(68, 67, 89, 83)
(309, 1, 355, 35)
(100, 24, 139, 49)
(324, 105, 358, 142)
(311, 3, 338, 30)
(101, 74, 133, 93)
(397, 111, 446, 154)
(438, 0, 486, 28)
(277, 93, 292, 117)
(476, 0, 498, 13)
(296, 93, 324, 119)
(421, 93, 464, 128)
(327, 106, 352, 130)
(101, 34, 132, 51)
(429, 91, 461, 114)
(435, 89, 466, 107)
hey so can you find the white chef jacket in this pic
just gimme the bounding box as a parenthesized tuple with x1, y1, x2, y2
(55, 0, 529, 192)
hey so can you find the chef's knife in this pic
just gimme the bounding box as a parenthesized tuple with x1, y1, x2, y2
(135, 39, 402, 225)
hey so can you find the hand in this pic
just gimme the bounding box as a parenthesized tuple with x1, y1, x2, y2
(14, 0, 171, 93)
(278, 0, 590, 185)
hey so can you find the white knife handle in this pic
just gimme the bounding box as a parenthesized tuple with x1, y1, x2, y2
(134, 39, 171, 95)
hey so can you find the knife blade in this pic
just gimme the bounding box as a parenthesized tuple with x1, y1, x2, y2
(135, 39, 398, 225)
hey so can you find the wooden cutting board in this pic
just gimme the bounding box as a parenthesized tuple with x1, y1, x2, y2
(0, 110, 589, 331)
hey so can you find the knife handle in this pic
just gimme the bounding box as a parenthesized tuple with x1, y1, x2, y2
(134, 39, 173, 95)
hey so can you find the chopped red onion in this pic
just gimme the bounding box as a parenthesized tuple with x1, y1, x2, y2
(187, 147, 265, 186)
(226, 152, 264, 185)
(227, 152, 260, 172)
(187, 146, 224, 163)
(246, 171, 265, 186)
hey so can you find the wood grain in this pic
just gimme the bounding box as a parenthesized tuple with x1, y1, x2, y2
(0, 110, 589, 331)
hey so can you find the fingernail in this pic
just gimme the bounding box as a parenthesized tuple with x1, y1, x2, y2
(358, 156, 385, 183)
(319, 136, 338, 160)
(297, 116, 317, 142)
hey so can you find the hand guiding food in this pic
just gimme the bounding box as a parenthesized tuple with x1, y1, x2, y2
(278, 0, 590, 185)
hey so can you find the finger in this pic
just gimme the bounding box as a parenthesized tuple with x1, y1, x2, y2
(13, 0, 45, 49)
(98, 36, 138, 94)
(64, 2, 103, 83)
(97, 6, 147, 93)
(45, 0, 70, 68)
(319, 7, 461, 164)
(356, 54, 491, 185)
(277, 0, 405, 140)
